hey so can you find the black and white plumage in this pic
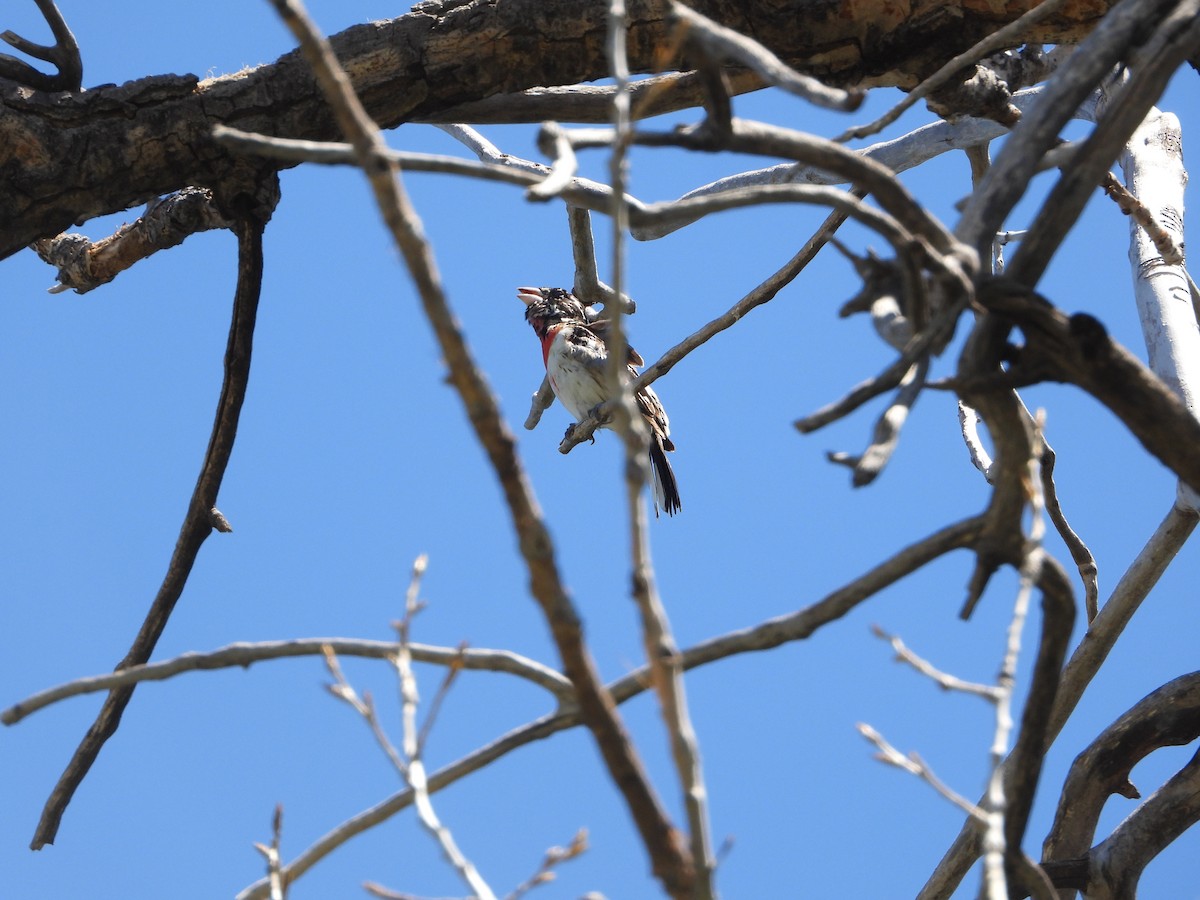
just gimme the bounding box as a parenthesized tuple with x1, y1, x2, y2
(519, 286, 681, 517)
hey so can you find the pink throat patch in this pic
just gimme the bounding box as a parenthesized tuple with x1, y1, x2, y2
(540, 324, 563, 367)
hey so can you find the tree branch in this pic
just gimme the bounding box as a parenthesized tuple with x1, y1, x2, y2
(30, 176, 277, 849)
(234, 515, 983, 898)
(256, 1, 695, 893)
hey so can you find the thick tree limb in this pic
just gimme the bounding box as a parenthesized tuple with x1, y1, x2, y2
(1, 0, 1119, 258)
(1042, 673, 1200, 870)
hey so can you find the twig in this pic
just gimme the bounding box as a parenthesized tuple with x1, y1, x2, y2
(503, 828, 589, 900)
(251, 804, 287, 900)
(1039, 438, 1099, 622)
(633, 195, 860, 393)
(835, 0, 1070, 143)
(857, 722, 986, 822)
(2, 638, 572, 725)
(30, 193, 275, 850)
(255, 2, 694, 896)
(794, 328, 942, 435)
(0, 0, 82, 91)
(870, 625, 999, 699)
(395, 556, 497, 900)
(980, 421, 1048, 900)
(323, 647, 408, 777)
(415, 643, 466, 758)
(417, 68, 767, 125)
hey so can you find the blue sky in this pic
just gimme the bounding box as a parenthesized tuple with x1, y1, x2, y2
(3, 2, 1198, 898)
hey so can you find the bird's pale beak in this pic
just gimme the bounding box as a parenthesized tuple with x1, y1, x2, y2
(516, 287, 544, 305)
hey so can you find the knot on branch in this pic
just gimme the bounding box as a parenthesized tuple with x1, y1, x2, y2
(926, 62, 1020, 127)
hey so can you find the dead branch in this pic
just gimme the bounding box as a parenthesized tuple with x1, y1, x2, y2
(30, 175, 278, 850)
(33, 188, 232, 293)
(257, 0, 695, 894)
(0, 0, 81, 91)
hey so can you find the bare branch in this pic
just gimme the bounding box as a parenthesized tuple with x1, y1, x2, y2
(826, 357, 928, 486)
(1042, 672, 1200, 871)
(33, 188, 232, 293)
(1085, 746, 1200, 899)
(871, 625, 999, 700)
(955, 0, 1181, 255)
(2, 638, 571, 725)
(857, 722, 986, 822)
(31, 182, 277, 850)
(251, 805, 286, 900)
(255, 1, 695, 894)
(1006, 2, 1200, 287)
(0, 0, 81, 91)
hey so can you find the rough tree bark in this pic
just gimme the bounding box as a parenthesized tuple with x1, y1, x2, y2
(1, 0, 1115, 257)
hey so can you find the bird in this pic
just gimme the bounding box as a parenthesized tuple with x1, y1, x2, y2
(519, 286, 681, 517)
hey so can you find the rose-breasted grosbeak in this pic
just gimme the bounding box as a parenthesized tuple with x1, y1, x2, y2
(519, 286, 681, 517)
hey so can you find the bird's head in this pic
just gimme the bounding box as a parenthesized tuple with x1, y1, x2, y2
(518, 286, 588, 339)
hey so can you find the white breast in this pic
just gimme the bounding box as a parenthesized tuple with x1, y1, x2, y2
(546, 328, 609, 422)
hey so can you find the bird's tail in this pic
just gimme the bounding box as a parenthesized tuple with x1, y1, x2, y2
(649, 436, 681, 517)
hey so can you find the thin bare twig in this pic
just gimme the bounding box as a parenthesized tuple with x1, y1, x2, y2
(826, 356, 928, 486)
(417, 69, 767, 125)
(323, 646, 408, 777)
(393, 556, 497, 900)
(871, 625, 999, 699)
(504, 828, 590, 900)
(857, 722, 986, 822)
(980, 423, 1048, 900)
(251, 805, 287, 900)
